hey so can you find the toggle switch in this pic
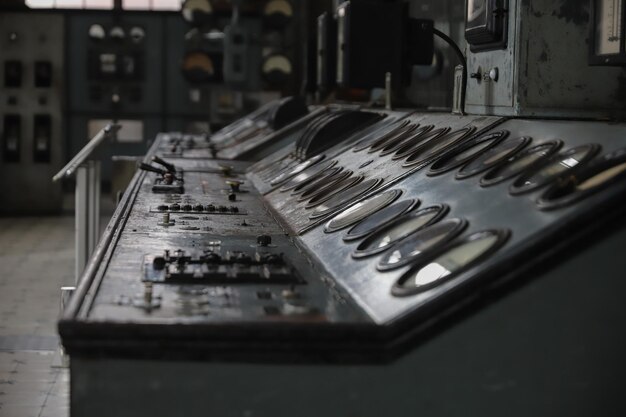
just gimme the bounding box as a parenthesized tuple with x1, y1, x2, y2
(34, 61, 52, 87)
(33, 114, 51, 163)
(226, 180, 244, 192)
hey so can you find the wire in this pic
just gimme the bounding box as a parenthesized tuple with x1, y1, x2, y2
(432, 28, 466, 115)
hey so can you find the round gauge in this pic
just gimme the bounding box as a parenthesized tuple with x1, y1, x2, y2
(352, 120, 411, 152)
(352, 205, 448, 258)
(377, 218, 468, 271)
(292, 167, 345, 196)
(391, 229, 510, 296)
(279, 159, 338, 192)
(263, 0, 294, 28)
(379, 124, 434, 156)
(456, 136, 531, 179)
(392, 127, 450, 160)
(270, 154, 325, 186)
(260, 158, 297, 180)
(181, 51, 221, 83)
(428, 131, 509, 176)
(480, 140, 563, 187)
(344, 199, 420, 242)
(182, 0, 214, 25)
(304, 175, 363, 208)
(537, 147, 626, 210)
(344, 116, 396, 147)
(509, 143, 601, 195)
(325, 189, 402, 233)
(403, 126, 477, 167)
(367, 123, 419, 153)
(310, 178, 383, 219)
(129, 27, 146, 43)
(262, 54, 293, 87)
(109, 26, 125, 40)
(88, 24, 106, 41)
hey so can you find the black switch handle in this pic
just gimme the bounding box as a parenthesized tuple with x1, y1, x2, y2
(139, 162, 166, 175)
(152, 156, 176, 173)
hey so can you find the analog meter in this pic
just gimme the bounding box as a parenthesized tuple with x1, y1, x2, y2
(590, 0, 626, 65)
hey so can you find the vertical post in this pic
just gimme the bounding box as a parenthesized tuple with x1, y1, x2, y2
(75, 164, 89, 284)
(87, 161, 101, 255)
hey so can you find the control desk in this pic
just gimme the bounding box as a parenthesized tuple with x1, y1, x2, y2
(60, 106, 626, 416)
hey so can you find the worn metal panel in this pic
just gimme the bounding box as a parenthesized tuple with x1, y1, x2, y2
(466, 0, 626, 119)
(0, 12, 65, 213)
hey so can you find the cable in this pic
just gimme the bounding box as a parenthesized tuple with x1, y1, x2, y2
(432, 28, 466, 115)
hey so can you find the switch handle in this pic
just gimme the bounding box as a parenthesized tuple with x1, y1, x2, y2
(139, 162, 166, 175)
(152, 156, 176, 173)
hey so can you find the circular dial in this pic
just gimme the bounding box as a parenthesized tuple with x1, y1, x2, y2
(325, 189, 402, 233)
(130, 26, 146, 43)
(379, 124, 434, 156)
(352, 205, 447, 258)
(270, 154, 325, 186)
(262, 54, 293, 86)
(352, 120, 410, 152)
(263, 0, 294, 28)
(509, 144, 601, 195)
(367, 123, 419, 153)
(392, 127, 450, 160)
(182, 0, 214, 25)
(456, 136, 531, 179)
(403, 126, 476, 167)
(377, 218, 467, 271)
(392, 229, 510, 296)
(279, 159, 338, 192)
(309, 178, 383, 219)
(537, 147, 626, 210)
(181, 51, 220, 83)
(428, 131, 508, 176)
(480, 140, 563, 187)
(291, 167, 344, 196)
(304, 175, 363, 208)
(344, 199, 420, 242)
(88, 24, 106, 41)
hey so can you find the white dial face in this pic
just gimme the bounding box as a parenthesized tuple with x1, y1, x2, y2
(467, 0, 486, 22)
(596, 0, 623, 55)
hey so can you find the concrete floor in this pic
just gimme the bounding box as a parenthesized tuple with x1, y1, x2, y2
(0, 216, 74, 417)
(0, 191, 116, 417)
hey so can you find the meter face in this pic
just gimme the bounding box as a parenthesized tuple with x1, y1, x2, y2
(595, 0, 624, 55)
(467, 0, 487, 26)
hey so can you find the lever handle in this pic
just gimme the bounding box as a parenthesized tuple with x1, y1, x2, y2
(152, 156, 176, 173)
(139, 162, 166, 175)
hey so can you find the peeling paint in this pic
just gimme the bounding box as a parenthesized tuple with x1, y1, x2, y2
(551, 0, 589, 26)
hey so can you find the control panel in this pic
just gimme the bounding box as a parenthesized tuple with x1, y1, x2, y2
(0, 12, 65, 214)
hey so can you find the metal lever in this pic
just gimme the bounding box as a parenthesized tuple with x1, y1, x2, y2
(152, 156, 176, 173)
(139, 162, 166, 175)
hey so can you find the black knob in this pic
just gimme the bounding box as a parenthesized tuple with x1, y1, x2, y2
(257, 235, 272, 246)
(226, 180, 243, 192)
(153, 256, 166, 270)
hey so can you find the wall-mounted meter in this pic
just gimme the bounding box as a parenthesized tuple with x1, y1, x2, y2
(590, 0, 626, 65)
(464, 0, 507, 52)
